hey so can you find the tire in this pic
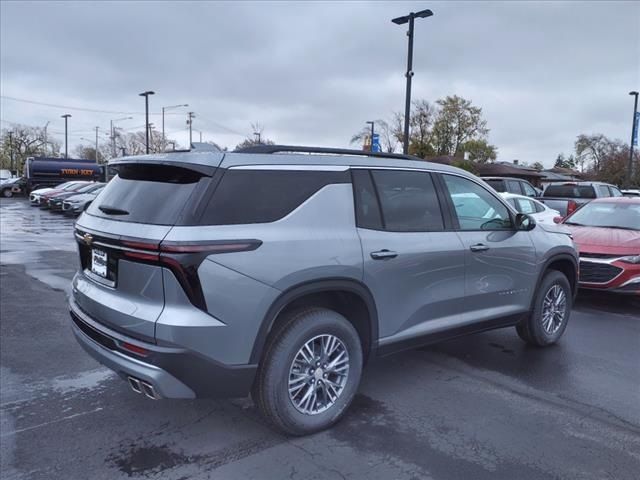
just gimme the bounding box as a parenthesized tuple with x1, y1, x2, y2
(2, 189, 12, 198)
(252, 307, 363, 436)
(517, 270, 571, 346)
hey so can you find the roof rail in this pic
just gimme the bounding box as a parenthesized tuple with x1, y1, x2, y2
(233, 144, 419, 162)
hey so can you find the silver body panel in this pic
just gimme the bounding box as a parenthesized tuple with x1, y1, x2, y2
(71, 150, 578, 398)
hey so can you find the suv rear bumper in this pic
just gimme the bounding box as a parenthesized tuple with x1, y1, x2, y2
(69, 297, 257, 399)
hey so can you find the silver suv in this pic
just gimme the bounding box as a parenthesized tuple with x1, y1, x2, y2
(70, 145, 578, 435)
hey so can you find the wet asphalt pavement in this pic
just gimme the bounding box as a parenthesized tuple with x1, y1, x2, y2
(1, 197, 639, 480)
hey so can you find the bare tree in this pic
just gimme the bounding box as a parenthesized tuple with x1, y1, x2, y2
(0, 125, 61, 170)
(349, 119, 399, 153)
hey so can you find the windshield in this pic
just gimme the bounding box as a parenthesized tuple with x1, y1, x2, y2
(565, 201, 640, 230)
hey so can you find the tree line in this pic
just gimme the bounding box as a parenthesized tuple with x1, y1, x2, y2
(350, 95, 498, 165)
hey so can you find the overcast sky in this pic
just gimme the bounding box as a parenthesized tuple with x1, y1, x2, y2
(1, 1, 639, 166)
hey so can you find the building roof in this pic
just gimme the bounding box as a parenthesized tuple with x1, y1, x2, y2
(475, 163, 544, 178)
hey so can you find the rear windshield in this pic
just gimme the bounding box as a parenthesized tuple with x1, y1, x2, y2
(86, 164, 206, 225)
(484, 179, 506, 192)
(543, 185, 596, 199)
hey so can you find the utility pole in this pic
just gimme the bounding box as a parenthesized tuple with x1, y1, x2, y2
(199, 131, 203, 142)
(110, 116, 132, 158)
(628, 91, 639, 186)
(148, 123, 154, 152)
(187, 112, 195, 146)
(95, 127, 100, 162)
(8, 131, 14, 173)
(392, 9, 434, 154)
(61, 114, 71, 158)
(139, 90, 155, 154)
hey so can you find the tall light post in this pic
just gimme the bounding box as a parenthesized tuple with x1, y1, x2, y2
(187, 112, 195, 147)
(366, 121, 375, 152)
(139, 90, 155, 154)
(8, 131, 14, 173)
(628, 91, 639, 186)
(61, 114, 71, 158)
(162, 104, 188, 149)
(110, 116, 132, 157)
(392, 8, 433, 154)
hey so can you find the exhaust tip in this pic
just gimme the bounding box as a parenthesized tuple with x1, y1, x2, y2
(128, 376, 142, 394)
(140, 381, 159, 400)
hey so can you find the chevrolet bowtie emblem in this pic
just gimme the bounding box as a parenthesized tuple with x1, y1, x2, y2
(83, 233, 93, 245)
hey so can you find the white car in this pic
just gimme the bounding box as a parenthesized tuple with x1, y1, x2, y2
(499, 192, 560, 224)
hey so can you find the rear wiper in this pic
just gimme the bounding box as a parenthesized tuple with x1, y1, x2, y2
(98, 205, 129, 215)
(563, 221, 583, 226)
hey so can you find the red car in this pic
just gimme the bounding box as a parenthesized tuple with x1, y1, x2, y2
(560, 197, 640, 294)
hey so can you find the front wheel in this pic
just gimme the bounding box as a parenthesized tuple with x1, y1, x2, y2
(517, 270, 572, 346)
(2, 189, 13, 198)
(253, 308, 363, 436)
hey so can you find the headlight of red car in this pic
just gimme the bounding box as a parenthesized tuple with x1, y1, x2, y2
(619, 255, 640, 264)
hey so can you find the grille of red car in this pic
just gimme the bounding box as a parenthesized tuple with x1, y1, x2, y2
(578, 261, 623, 284)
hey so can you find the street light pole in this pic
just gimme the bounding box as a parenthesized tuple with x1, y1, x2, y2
(8, 131, 14, 173)
(392, 8, 434, 155)
(628, 91, 639, 186)
(187, 112, 195, 147)
(61, 114, 71, 158)
(162, 104, 188, 150)
(139, 90, 155, 154)
(366, 121, 375, 151)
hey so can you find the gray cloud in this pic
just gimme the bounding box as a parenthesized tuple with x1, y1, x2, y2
(1, 0, 638, 165)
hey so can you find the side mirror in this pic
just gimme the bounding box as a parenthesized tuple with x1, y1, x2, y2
(553, 216, 563, 224)
(515, 213, 536, 231)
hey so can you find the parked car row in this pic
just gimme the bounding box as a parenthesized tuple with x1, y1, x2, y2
(29, 180, 105, 216)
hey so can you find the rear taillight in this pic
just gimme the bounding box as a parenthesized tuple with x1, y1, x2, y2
(120, 239, 262, 311)
(566, 200, 578, 215)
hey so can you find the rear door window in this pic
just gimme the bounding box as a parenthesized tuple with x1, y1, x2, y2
(87, 164, 208, 225)
(596, 185, 611, 197)
(506, 180, 523, 195)
(370, 170, 444, 232)
(352, 169, 383, 230)
(515, 198, 536, 214)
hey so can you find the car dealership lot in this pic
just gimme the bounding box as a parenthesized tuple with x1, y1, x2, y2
(1, 197, 639, 480)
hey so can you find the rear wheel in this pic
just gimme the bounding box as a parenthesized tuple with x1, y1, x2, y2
(517, 270, 571, 346)
(2, 188, 13, 198)
(253, 308, 362, 436)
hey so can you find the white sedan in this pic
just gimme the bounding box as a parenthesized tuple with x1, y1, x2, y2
(499, 192, 560, 223)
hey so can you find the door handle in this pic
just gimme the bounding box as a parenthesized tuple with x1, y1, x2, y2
(370, 249, 398, 260)
(470, 243, 490, 252)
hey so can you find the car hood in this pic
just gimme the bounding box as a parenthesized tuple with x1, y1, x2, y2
(32, 187, 54, 195)
(65, 193, 97, 202)
(566, 225, 640, 255)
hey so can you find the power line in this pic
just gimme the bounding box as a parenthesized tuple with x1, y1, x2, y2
(1, 95, 184, 116)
